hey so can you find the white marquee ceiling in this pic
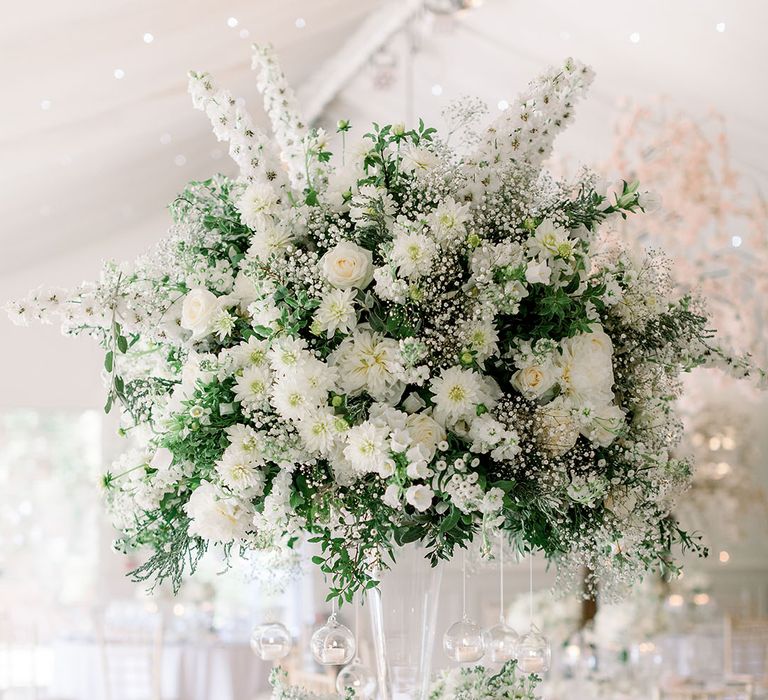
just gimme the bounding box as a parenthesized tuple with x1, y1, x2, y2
(2, 0, 767, 409)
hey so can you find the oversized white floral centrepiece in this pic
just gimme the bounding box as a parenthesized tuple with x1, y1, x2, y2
(8, 46, 764, 601)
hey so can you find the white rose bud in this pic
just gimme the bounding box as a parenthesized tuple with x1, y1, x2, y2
(512, 363, 558, 399)
(405, 484, 434, 512)
(181, 287, 220, 339)
(321, 240, 374, 289)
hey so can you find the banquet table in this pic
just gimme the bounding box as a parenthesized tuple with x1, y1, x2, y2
(49, 636, 269, 700)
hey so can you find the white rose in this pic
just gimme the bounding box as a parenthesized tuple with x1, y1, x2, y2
(558, 324, 615, 406)
(405, 413, 446, 462)
(321, 241, 374, 289)
(512, 362, 559, 399)
(405, 484, 434, 512)
(181, 288, 220, 339)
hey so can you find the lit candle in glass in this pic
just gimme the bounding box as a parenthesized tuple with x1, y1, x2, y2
(322, 646, 347, 664)
(519, 656, 545, 674)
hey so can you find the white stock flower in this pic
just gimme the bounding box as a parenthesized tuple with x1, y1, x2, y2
(391, 228, 437, 278)
(185, 481, 251, 541)
(180, 287, 220, 339)
(405, 484, 434, 512)
(321, 240, 374, 290)
(314, 288, 357, 338)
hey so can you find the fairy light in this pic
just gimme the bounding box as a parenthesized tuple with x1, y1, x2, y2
(295, 17, 306, 29)
(732, 235, 743, 247)
(239, 29, 250, 39)
(159, 133, 172, 145)
(40, 99, 52, 111)
(629, 32, 641, 44)
(174, 154, 187, 167)
(227, 17, 239, 28)
(431, 83, 443, 96)
(143, 32, 154, 44)
(497, 99, 509, 111)
(113, 68, 125, 80)
(719, 550, 730, 564)
(668, 594, 684, 607)
(716, 22, 726, 33)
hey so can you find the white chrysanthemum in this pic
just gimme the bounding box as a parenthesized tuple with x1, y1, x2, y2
(215, 447, 265, 494)
(333, 329, 402, 402)
(225, 423, 263, 455)
(430, 366, 493, 425)
(391, 229, 436, 278)
(229, 337, 270, 370)
(247, 220, 295, 261)
(185, 480, 251, 542)
(343, 421, 390, 475)
(237, 182, 279, 230)
(400, 144, 439, 175)
(294, 356, 339, 398)
(430, 197, 470, 247)
(298, 407, 344, 454)
(314, 288, 357, 338)
(462, 319, 500, 362)
(233, 365, 272, 407)
(268, 336, 309, 375)
(271, 375, 314, 420)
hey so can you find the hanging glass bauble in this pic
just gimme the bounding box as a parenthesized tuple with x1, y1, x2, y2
(443, 617, 485, 663)
(311, 613, 356, 666)
(250, 621, 292, 661)
(484, 621, 518, 663)
(517, 625, 551, 675)
(336, 659, 377, 699)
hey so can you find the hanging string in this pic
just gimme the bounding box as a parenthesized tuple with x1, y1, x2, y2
(354, 592, 360, 658)
(529, 551, 534, 628)
(462, 549, 467, 620)
(499, 534, 505, 623)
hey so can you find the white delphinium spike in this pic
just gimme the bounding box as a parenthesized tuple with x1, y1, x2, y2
(252, 43, 329, 192)
(188, 71, 289, 190)
(470, 57, 595, 176)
